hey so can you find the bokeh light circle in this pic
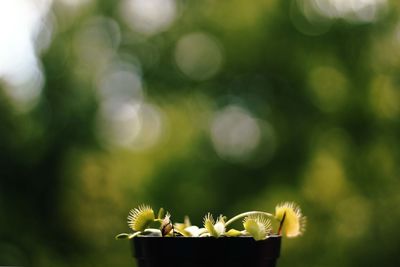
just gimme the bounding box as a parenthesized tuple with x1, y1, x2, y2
(175, 32, 223, 81)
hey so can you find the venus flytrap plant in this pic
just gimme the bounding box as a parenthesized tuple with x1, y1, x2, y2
(243, 215, 272, 241)
(116, 201, 306, 241)
(174, 216, 192, 236)
(203, 213, 226, 237)
(160, 212, 173, 236)
(120, 202, 305, 267)
(116, 205, 173, 239)
(224, 201, 306, 239)
(224, 228, 244, 237)
(174, 216, 208, 237)
(275, 202, 306, 237)
(127, 205, 155, 232)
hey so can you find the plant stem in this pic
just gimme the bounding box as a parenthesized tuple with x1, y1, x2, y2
(278, 211, 286, 235)
(225, 211, 274, 228)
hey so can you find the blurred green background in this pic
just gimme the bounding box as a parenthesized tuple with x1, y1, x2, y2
(0, 0, 400, 266)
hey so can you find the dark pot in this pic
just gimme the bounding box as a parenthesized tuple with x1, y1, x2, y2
(131, 235, 281, 267)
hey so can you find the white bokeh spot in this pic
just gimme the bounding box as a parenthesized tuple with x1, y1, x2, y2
(210, 105, 261, 161)
(120, 0, 177, 35)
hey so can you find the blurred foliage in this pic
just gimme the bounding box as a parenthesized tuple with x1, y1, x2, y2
(1, 0, 400, 266)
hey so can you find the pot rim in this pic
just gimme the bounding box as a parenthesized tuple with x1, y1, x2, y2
(132, 234, 282, 239)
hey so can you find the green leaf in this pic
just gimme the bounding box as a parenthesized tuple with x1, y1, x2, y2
(203, 213, 226, 237)
(244, 218, 263, 240)
(243, 215, 272, 241)
(225, 229, 243, 237)
(127, 205, 155, 231)
(204, 213, 219, 237)
(157, 207, 165, 220)
(275, 202, 306, 238)
(141, 228, 162, 237)
(115, 233, 130, 240)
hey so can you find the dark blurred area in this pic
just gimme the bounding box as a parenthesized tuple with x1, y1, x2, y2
(0, 0, 400, 266)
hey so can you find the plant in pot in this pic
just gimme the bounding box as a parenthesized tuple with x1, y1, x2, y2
(116, 202, 306, 267)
